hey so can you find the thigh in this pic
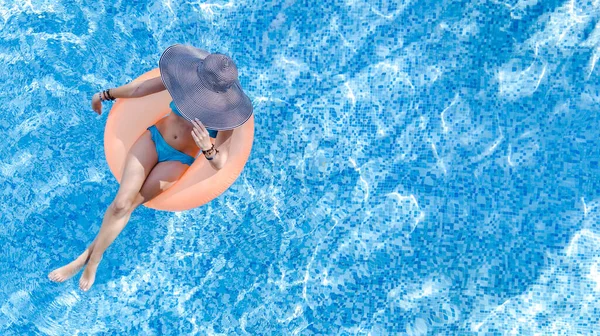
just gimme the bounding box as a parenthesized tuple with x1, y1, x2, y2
(117, 130, 158, 199)
(136, 161, 189, 205)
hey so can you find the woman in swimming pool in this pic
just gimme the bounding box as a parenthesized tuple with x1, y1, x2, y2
(48, 44, 253, 291)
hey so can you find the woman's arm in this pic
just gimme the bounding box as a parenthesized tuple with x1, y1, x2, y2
(205, 130, 233, 170)
(91, 77, 166, 114)
(190, 119, 233, 171)
(109, 76, 166, 99)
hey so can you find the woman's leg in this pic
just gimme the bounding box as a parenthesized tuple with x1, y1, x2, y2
(48, 130, 158, 283)
(78, 160, 189, 291)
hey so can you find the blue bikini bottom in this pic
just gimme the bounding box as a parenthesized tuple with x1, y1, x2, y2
(146, 125, 195, 166)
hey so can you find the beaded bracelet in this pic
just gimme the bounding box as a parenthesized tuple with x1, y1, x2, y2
(98, 89, 115, 103)
(202, 144, 219, 160)
(106, 89, 115, 101)
(103, 89, 115, 101)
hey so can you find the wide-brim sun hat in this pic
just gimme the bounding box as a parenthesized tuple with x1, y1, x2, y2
(159, 44, 253, 130)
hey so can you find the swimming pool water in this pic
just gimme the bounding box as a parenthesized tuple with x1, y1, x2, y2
(1, 0, 599, 334)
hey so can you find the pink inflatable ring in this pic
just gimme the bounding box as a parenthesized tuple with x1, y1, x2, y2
(103, 68, 254, 211)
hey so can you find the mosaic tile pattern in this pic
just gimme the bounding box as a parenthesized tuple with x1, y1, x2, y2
(0, 0, 599, 334)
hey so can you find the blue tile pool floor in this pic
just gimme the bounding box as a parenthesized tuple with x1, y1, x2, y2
(0, 0, 599, 334)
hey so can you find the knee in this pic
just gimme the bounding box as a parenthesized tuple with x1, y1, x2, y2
(110, 196, 135, 215)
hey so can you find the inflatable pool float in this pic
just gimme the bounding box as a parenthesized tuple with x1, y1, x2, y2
(103, 68, 254, 211)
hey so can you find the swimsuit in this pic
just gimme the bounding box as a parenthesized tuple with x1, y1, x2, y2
(146, 101, 219, 166)
(169, 101, 219, 138)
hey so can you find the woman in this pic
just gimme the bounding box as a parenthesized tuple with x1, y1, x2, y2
(48, 44, 253, 291)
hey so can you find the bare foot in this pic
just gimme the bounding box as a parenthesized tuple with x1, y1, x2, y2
(79, 258, 101, 291)
(48, 258, 86, 282)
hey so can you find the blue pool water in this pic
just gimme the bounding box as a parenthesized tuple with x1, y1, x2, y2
(1, 0, 600, 334)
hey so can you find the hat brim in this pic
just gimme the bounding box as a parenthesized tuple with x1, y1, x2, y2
(159, 44, 253, 130)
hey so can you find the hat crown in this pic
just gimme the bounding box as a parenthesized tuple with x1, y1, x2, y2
(199, 53, 238, 92)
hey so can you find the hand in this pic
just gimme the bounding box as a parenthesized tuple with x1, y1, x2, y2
(191, 118, 213, 150)
(91, 93, 102, 115)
